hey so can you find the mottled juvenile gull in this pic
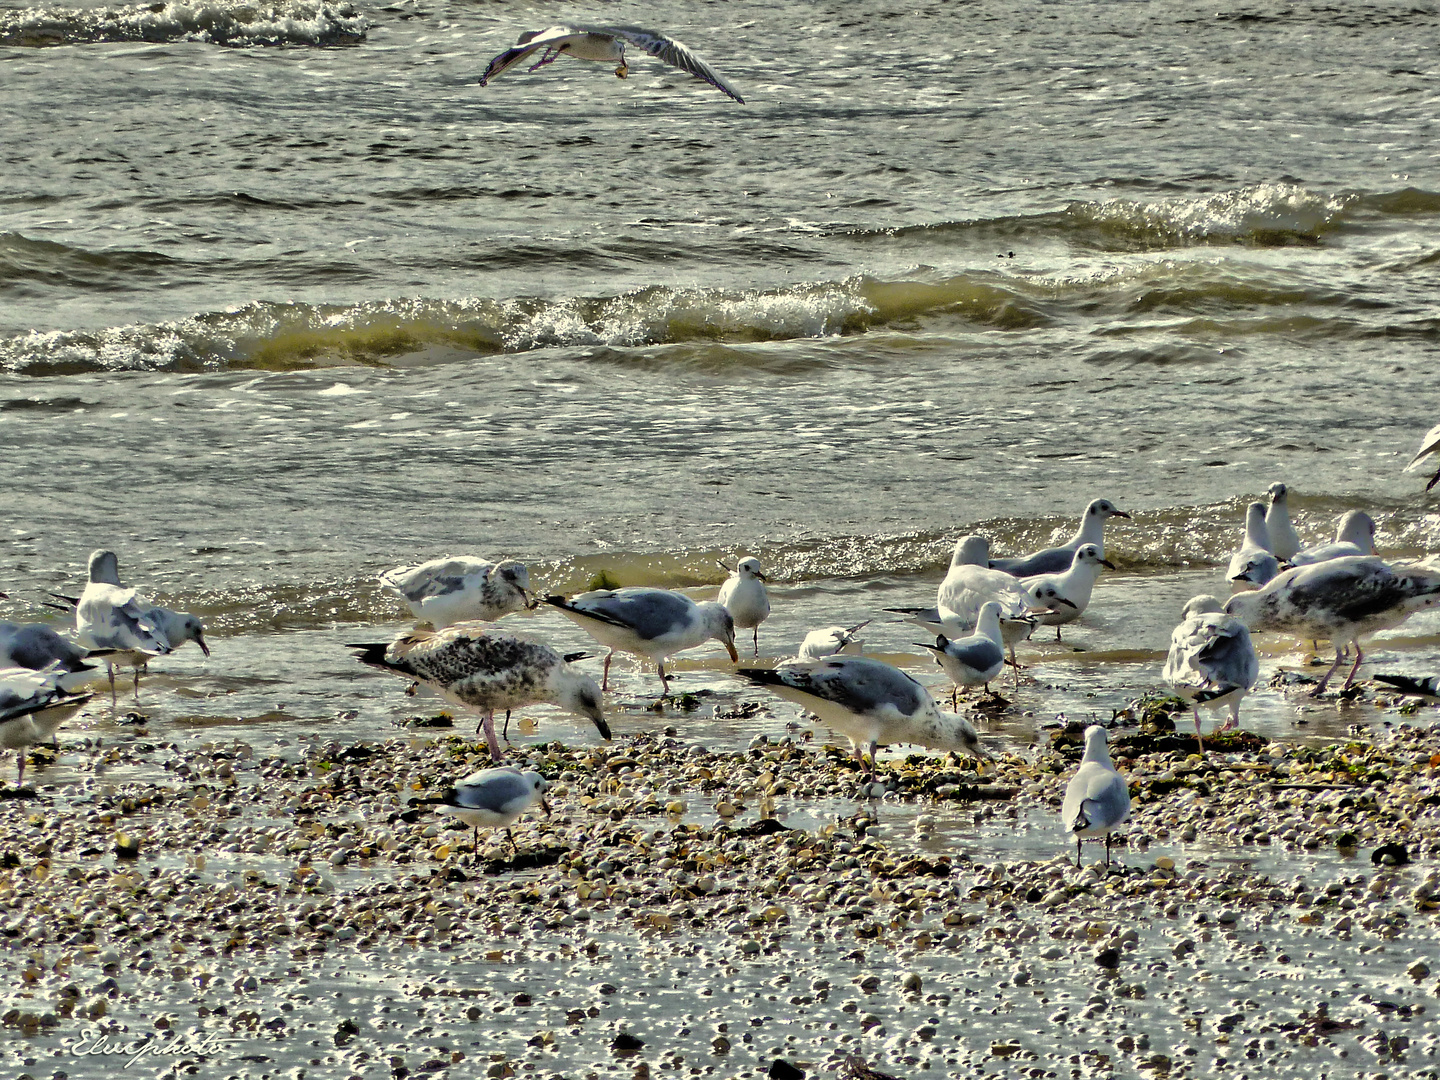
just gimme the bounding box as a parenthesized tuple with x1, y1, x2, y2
(349, 624, 609, 760)
(1161, 594, 1259, 751)
(543, 588, 737, 703)
(1265, 483, 1301, 562)
(73, 550, 171, 700)
(1224, 556, 1440, 694)
(413, 765, 549, 851)
(381, 556, 532, 627)
(736, 654, 988, 787)
(0, 622, 102, 692)
(717, 557, 769, 657)
(1404, 421, 1440, 491)
(1062, 725, 1131, 868)
(0, 667, 92, 787)
(1289, 510, 1375, 566)
(1019, 544, 1113, 641)
(988, 498, 1130, 577)
(797, 620, 869, 662)
(479, 25, 745, 103)
(915, 600, 1005, 705)
(1226, 502, 1280, 590)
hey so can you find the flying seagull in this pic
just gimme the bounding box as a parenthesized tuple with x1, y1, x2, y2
(479, 25, 745, 103)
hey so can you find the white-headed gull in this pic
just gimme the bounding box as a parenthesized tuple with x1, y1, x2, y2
(543, 588, 737, 703)
(1161, 594, 1260, 751)
(73, 550, 172, 700)
(797, 621, 869, 661)
(1224, 556, 1440, 694)
(381, 557, 533, 627)
(915, 600, 1006, 705)
(0, 622, 102, 692)
(479, 25, 745, 103)
(0, 667, 92, 787)
(414, 765, 549, 851)
(737, 654, 988, 786)
(1020, 544, 1113, 641)
(1289, 510, 1376, 566)
(1404, 422, 1440, 492)
(717, 557, 770, 657)
(350, 624, 609, 759)
(1062, 725, 1131, 867)
(988, 499, 1131, 577)
(1264, 483, 1301, 562)
(1226, 502, 1280, 590)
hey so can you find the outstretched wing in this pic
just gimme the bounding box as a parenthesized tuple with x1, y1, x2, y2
(479, 26, 584, 85)
(605, 26, 745, 102)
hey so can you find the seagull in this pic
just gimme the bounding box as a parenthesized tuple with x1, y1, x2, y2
(1226, 502, 1280, 590)
(1404, 421, 1440, 491)
(0, 622, 103, 692)
(915, 600, 1006, 706)
(736, 654, 989, 787)
(543, 588, 737, 704)
(1161, 594, 1260, 752)
(73, 550, 171, 700)
(988, 499, 1131, 577)
(717, 557, 770, 657)
(1224, 556, 1440, 694)
(0, 667, 92, 787)
(1019, 544, 1113, 641)
(349, 624, 610, 760)
(412, 766, 549, 852)
(380, 557, 533, 627)
(1061, 725, 1131, 868)
(479, 25, 745, 103)
(1264, 483, 1302, 562)
(797, 621, 869, 662)
(1288, 510, 1376, 566)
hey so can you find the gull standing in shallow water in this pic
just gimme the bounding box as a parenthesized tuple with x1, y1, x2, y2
(916, 600, 1006, 705)
(736, 655, 988, 788)
(1289, 510, 1376, 566)
(349, 625, 609, 760)
(73, 550, 171, 700)
(988, 498, 1131, 577)
(0, 667, 92, 787)
(1226, 502, 1280, 590)
(1224, 556, 1440, 694)
(1264, 483, 1301, 562)
(413, 766, 549, 852)
(717, 557, 770, 657)
(544, 588, 737, 703)
(380, 557, 532, 627)
(1062, 725, 1131, 868)
(479, 25, 745, 103)
(1019, 544, 1113, 642)
(1162, 595, 1260, 752)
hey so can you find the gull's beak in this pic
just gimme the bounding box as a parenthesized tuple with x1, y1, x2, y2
(592, 714, 612, 741)
(196, 632, 211, 658)
(724, 640, 739, 663)
(520, 587, 537, 610)
(1112, 510, 1132, 519)
(615, 62, 629, 79)
(1100, 559, 1116, 570)
(755, 572, 768, 582)
(540, 797, 552, 818)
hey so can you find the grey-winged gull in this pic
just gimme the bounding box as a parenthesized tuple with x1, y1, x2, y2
(1289, 510, 1376, 566)
(988, 498, 1131, 577)
(1226, 502, 1280, 590)
(1161, 594, 1260, 752)
(1265, 483, 1301, 562)
(736, 654, 988, 788)
(797, 620, 869, 662)
(543, 587, 737, 704)
(349, 624, 609, 760)
(915, 599, 1006, 705)
(1061, 725, 1131, 867)
(717, 557, 770, 657)
(0, 667, 92, 787)
(0, 622, 102, 692)
(413, 765, 549, 851)
(380, 556, 533, 627)
(479, 25, 745, 103)
(73, 550, 171, 700)
(1224, 555, 1440, 694)
(1019, 543, 1113, 641)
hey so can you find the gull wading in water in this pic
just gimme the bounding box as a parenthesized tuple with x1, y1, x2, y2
(1289, 510, 1376, 566)
(1019, 544, 1113, 642)
(1264, 483, 1301, 563)
(349, 624, 609, 760)
(73, 550, 171, 701)
(543, 588, 737, 704)
(1062, 725, 1131, 868)
(736, 654, 989, 788)
(412, 766, 549, 852)
(915, 600, 1006, 705)
(988, 498, 1131, 577)
(1226, 502, 1280, 591)
(1161, 594, 1260, 752)
(1224, 556, 1440, 694)
(479, 25, 745, 103)
(0, 667, 92, 787)
(380, 557, 533, 627)
(717, 557, 770, 657)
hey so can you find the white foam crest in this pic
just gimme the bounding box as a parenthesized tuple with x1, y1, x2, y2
(1075, 182, 1354, 243)
(0, 0, 366, 47)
